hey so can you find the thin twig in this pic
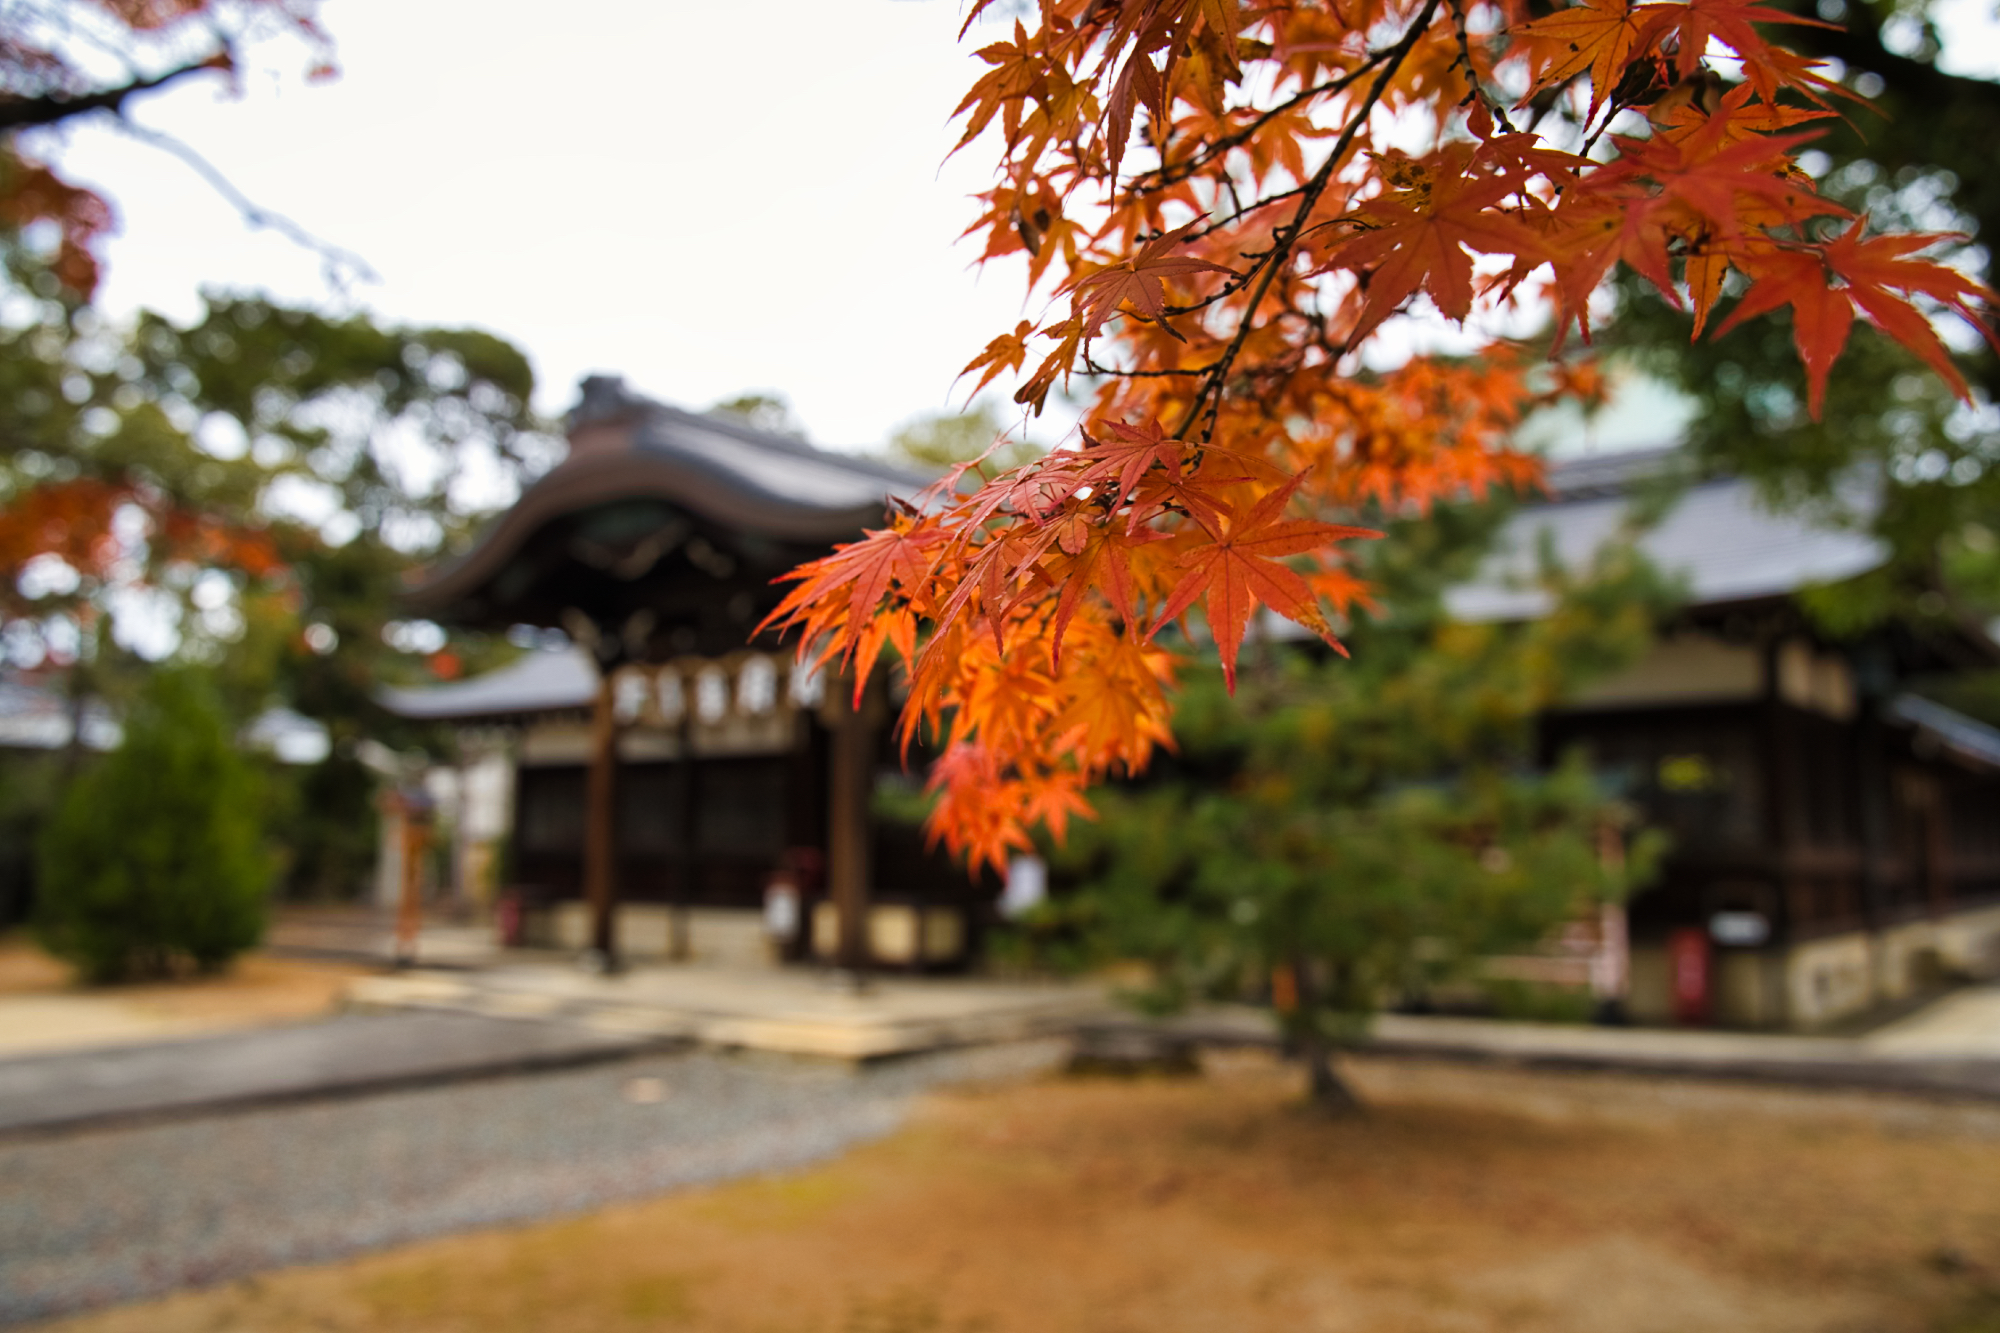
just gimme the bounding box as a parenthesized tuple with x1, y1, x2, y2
(1171, 0, 1446, 442)
(1134, 61, 1388, 192)
(110, 118, 378, 291)
(1446, 0, 1516, 131)
(1082, 351, 1218, 377)
(1171, 181, 1310, 254)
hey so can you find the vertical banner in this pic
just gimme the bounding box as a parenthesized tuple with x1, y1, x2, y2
(1669, 927, 1710, 1026)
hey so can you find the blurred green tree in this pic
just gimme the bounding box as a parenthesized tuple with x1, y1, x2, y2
(1039, 496, 1670, 1110)
(0, 279, 557, 908)
(706, 391, 809, 441)
(879, 402, 1042, 476)
(36, 669, 269, 981)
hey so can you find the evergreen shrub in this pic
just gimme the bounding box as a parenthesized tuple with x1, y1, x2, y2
(36, 670, 270, 981)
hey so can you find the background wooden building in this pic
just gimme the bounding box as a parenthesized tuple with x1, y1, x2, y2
(383, 377, 982, 971)
(1451, 449, 2000, 1028)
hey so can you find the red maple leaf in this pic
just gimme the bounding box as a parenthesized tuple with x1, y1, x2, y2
(1513, 0, 1648, 122)
(1638, 0, 1844, 105)
(1148, 474, 1378, 689)
(1062, 221, 1236, 338)
(1715, 223, 1999, 417)
(1318, 142, 1552, 344)
(1073, 416, 1275, 515)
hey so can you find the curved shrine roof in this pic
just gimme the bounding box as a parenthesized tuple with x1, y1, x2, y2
(1444, 448, 1889, 623)
(403, 376, 927, 623)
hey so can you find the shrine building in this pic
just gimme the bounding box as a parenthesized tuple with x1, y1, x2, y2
(382, 376, 979, 972)
(1450, 448, 2000, 1028)
(386, 378, 2000, 1029)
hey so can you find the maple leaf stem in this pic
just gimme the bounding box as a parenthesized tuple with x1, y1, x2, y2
(1081, 351, 1219, 378)
(1175, 183, 1311, 256)
(1171, 0, 1445, 443)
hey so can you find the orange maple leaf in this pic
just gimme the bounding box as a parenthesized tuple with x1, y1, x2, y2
(1054, 622, 1177, 773)
(1513, 0, 1647, 123)
(957, 320, 1034, 399)
(760, 516, 943, 688)
(1041, 516, 1175, 664)
(1714, 223, 2000, 417)
(1148, 474, 1378, 689)
(1606, 124, 1838, 241)
(923, 743, 1038, 877)
(1062, 221, 1236, 339)
(1318, 143, 1552, 343)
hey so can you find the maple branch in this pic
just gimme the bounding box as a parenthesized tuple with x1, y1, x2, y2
(108, 119, 378, 291)
(0, 56, 223, 134)
(1138, 62, 1389, 193)
(1168, 182, 1311, 265)
(1444, 0, 1515, 132)
(1172, 0, 1445, 443)
(1081, 350, 1216, 378)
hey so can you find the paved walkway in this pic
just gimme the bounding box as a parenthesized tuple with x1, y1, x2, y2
(0, 994, 234, 1060)
(348, 963, 1109, 1060)
(0, 1011, 661, 1137)
(0, 1040, 1067, 1326)
(1861, 984, 2000, 1056)
(1088, 985, 2000, 1101)
(8, 955, 1998, 1144)
(0, 947, 368, 1061)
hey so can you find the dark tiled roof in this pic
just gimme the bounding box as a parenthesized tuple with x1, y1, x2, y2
(378, 647, 595, 721)
(1889, 694, 2000, 772)
(1447, 452, 1887, 622)
(401, 376, 929, 619)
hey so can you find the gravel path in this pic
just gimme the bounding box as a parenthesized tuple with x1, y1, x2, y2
(0, 1040, 1066, 1327)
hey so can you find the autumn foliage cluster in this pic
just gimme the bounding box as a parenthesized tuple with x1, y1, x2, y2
(0, 2, 330, 642)
(764, 0, 1999, 873)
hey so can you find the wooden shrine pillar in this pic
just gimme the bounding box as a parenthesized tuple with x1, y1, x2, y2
(389, 786, 435, 968)
(584, 667, 621, 968)
(826, 673, 876, 974)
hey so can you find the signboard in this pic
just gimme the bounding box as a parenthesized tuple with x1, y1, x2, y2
(1709, 911, 1770, 948)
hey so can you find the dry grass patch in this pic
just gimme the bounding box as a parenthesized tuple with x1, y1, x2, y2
(0, 934, 367, 1056)
(37, 1050, 2000, 1333)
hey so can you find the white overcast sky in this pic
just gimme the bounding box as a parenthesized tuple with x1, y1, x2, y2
(40, 0, 1044, 451)
(28, 0, 2000, 456)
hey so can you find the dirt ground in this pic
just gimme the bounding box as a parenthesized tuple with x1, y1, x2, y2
(34, 1050, 2000, 1333)
(0, 935, 368, 1055)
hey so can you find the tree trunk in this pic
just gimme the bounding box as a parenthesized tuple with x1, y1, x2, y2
(1289, 958, 1366, 1115)
(1297, 1027, 1365, 1115)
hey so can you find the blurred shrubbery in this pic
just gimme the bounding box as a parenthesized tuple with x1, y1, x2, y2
(36, 670, 270, 981)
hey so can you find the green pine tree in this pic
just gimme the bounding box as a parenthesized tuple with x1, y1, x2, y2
(36, 670, 271, 982)
(1039, 494, 1670, 1111)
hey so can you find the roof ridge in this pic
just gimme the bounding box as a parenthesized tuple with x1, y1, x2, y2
(641, 399, 931, 486)
(1540, 444, 1695, 500)
(569, 374, 929, 486)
